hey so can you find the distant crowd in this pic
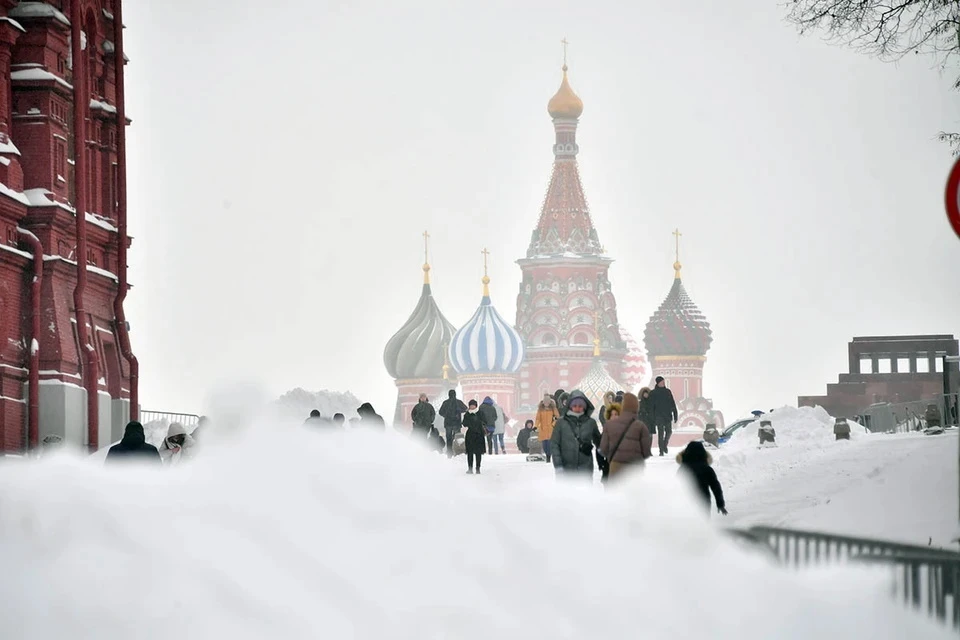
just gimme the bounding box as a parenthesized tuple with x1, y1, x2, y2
(103, 379, 727, 516)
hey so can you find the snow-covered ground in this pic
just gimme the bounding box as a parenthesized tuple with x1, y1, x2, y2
(0, 411, 955, 639)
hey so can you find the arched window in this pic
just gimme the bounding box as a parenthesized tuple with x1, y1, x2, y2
(571, 332, 589, 345)
(540, 334, 556, 346)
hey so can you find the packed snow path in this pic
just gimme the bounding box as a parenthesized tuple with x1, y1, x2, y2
(450, 431, 958, 548)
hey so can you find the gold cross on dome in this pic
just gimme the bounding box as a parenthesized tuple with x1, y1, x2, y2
(561, 37, 569, 66)
(673, 228, 682, 263)
(422, 230, 430, 264)
(481, 247, 490, 277)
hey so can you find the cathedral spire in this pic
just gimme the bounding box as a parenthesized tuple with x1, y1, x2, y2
(526, 52, 601, 258)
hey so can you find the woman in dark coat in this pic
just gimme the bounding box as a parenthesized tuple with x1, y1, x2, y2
(462, 399, 486, 474)
(676, 441, 727, 516)
(637, 387, 655, 436)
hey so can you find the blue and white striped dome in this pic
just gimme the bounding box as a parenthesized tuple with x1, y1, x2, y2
(450, 283, 524, 375)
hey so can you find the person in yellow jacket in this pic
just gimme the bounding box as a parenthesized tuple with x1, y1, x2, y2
(534, 393, 560, 463)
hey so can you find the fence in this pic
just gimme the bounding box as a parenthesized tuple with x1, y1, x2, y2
(138, 410, 201, 429)
(860, 393, 960, 433)
(735, 525, 960, 630)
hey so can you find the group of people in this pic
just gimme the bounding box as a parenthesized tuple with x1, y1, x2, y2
(105, 418, 207, 466)
(420, 377, 725, 515)
(303, 402, 387, 429)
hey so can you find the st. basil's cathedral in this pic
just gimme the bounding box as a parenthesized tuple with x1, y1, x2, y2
(384, 59, 724, 439)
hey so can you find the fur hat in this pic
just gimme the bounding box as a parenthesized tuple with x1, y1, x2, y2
(604, 403, 622, 421)
(621, 392, 640, 415)
(638, 386, 651, 398)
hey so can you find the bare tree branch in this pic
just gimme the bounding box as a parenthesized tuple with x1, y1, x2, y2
(785, 0, 960, 153)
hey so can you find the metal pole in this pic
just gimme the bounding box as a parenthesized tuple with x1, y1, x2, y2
(949, 355, 960, 525)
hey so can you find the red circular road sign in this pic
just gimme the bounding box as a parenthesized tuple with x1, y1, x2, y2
(945, 156, 960, 240)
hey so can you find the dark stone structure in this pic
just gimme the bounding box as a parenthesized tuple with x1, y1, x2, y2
(799, 335, 960, 418)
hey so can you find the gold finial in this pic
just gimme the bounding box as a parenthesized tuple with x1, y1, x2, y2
(593, 311, 601, 357)
(442, 342, 450, 380)
(422, 230, 431, 284)
(547, 39, 583, 119)
(672, 228, 683, 279)
(481, 248, 491, 297)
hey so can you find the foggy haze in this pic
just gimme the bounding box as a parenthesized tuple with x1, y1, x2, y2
(121, 0, 959, 420)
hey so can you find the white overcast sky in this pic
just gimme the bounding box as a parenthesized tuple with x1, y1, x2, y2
(122, 0, 958, 420)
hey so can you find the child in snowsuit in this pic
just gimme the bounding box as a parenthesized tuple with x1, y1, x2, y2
(676, 441, 727, 516)
(517, 419, 535, 454)
(462, 400, 486, 474)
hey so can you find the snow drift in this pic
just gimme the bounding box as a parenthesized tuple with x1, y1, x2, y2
(0, 418, 952, 639)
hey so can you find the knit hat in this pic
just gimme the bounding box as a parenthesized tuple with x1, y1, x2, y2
(655, 376, 665, 384)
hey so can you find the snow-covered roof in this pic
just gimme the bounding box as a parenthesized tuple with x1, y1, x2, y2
(10, 67, 73, 90)
(9, 2, 70, 27)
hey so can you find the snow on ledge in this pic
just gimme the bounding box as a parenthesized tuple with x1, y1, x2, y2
(0, 136, 21, 157)
(90, 99, 117, 115)
(9, 3, 70, 27)
(0, 243, 33, 260)
(0, 17, 26, 33)
(11, 67, 72, 90)
(24, 188, 75, 212)
(0, 182, 29, 206)
(86, 212, 118, 232)
(87, 264, 118, 281)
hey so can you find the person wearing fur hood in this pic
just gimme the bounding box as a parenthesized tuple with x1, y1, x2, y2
(676, 441, 727, 515)
(550, 390, 601, 476)
(598, 391, 616, 427)
(462, 399, 486, 474)
(599, 393, 652, 481)
(159, 422, 194, 466)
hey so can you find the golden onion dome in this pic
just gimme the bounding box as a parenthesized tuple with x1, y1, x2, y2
(547, 65, 583, 119)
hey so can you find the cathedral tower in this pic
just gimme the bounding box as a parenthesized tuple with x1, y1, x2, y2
(514, 51, 626, 411)
(643, 231, 723, 438)
(383, 232, 457, 427)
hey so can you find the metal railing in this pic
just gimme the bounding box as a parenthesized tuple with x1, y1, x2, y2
(859, 393, 960, 433)
(735, 525, 960, 630)
(138, 410, 201, 429)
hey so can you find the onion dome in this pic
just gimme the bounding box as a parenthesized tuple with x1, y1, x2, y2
(547, 65, 583, 119)
(619, 327, 652, 391)
(576, 334, 622, 409)
(450, 267, 524, 375)
(383, 260, 457, 380)
(643, 260, 713, 358)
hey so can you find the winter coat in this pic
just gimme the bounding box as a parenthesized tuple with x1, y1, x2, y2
(462, 410, 487, 455)
(649, 385, 678, 425)
(357, 403, 386, 428)
(550, 389, 601, 473)
(105, 422, 161, 465)
(516, 427, 535, 454)
(159, 422, 194, 466)
(637, 388, 654, 430)
(600, 416, 652, 465)
(494, 405, 507, 435)
(478, 397, 498, 432)
(535, 400, 559, 441)
(676, 441, 725, 512)
(411, 401, 436, 429)
(439, 393, 468, 428)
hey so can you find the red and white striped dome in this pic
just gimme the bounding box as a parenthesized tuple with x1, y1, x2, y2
(619, 327, 651, 392)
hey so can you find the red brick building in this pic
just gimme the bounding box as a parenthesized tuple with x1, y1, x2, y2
(0, 1, 136, 453)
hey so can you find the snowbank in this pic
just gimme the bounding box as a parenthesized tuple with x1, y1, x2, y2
(0, 419, 951, 639)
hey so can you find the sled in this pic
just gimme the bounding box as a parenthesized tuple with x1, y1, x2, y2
(924, 426, 945, 436)
(526, 453, 546, 462)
